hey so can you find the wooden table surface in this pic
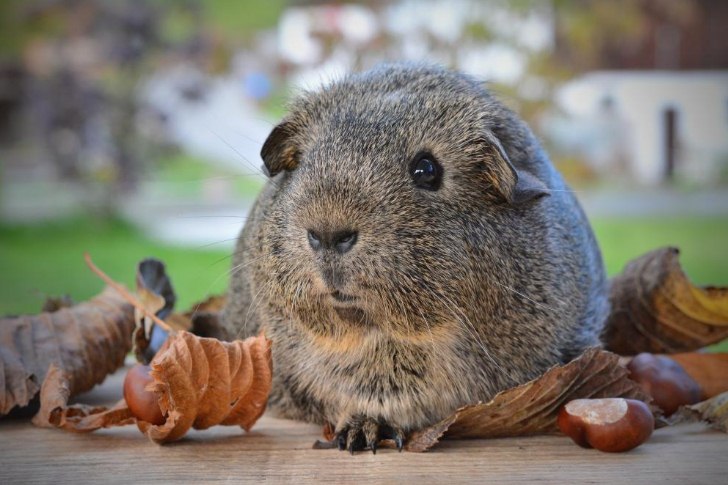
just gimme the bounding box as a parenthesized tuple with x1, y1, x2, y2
(1, 363, 727, 484)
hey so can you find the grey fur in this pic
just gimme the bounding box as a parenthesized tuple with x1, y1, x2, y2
(223, 63, 609, 444)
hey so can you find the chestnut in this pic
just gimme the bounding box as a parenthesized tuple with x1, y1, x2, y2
(558, 398, 654, 452)
(626, 353, 702, 416)
(123, 364, 165, 425)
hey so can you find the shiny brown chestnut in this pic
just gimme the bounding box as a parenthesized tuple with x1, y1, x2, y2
(558, 398, 654, 452)
(123, 364, 165, 425)
(626, 353, 702, 416)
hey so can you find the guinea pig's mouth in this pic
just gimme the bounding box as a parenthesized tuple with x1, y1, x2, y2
(333, 306, 372, 326)
(330, 290, 356, 303)
(320, 290, 374, 326)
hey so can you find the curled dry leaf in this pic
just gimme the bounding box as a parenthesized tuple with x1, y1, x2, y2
(1, 286, 135, 417)
(165, 295, 230, 341)
(602, 247, 728, 355)
(137, 331, 272, 444)
(32, 364, 135, 431)
(33, 256, 271, 443)
(405, 348, 655, 452)
(184, 295, 227, 315)
(34, 332, 273, 442)
(130, 260, 229, 361)
(132, 259, 176, 364)
(671, 391, 728, 433)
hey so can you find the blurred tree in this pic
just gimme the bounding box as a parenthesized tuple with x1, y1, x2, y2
(2, 0, 231, 216)
(551, 0, 709, 71)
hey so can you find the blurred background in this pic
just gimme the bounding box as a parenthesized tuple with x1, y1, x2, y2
(0, 0, 727, 315)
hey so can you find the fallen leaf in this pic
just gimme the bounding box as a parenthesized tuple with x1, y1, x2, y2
(184, 295, 227, 315)
(132, 259, 175, 363)
(129, 262, 227, 361)
(0, 286, 135, 417)
(164, 295, 230, 341)
(405, 414, 458, 453)
(28, 255, 174, 427)
(188, 312, 230, 340)
(35, 332, 273, 442)
(32, 364, 135, 431)
(136, 331, 272, 444)
(181, 294, 229, 340)
(602, 247, 728, 355)
(136, 258, 176, 320)
(405, 348, 655, 452)
(671, 391, 728, 433)
(41, 295, 74, 313)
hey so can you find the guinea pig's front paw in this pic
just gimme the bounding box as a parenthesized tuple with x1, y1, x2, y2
(335, 415, 405, 454)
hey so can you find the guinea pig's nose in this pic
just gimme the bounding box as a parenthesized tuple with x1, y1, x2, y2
(307, 229, 358, 254)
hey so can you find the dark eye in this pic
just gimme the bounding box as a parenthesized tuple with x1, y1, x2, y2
(409, 153, 442, 191)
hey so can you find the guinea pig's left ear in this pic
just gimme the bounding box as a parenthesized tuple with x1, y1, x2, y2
(260, 119, 299, 177)
(483, 131, 550, 205)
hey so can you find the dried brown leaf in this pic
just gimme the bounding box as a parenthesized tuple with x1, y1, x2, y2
(406, 348, 655, 452)
(672, 391, 728, 432)
(185, 295, 227, 315)
(603, 247, 728, 355)
(41, 295, 74, 312)
(405, 414, 458, 452)
(1, 286, 135, 416)
(131, 286, 166, 363)
(32, 364, 134, 431)
(164, 295, 228, 339)
(136, 331, 272, 444)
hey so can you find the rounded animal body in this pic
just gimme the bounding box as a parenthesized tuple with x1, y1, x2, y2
(223, 63, 609, 452)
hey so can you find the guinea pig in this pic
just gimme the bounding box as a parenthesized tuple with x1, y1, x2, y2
(222, 62, 609, 453)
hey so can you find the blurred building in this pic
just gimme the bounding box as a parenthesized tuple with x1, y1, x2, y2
(550, 0, 728, 186)
(555, 72, 728, 185)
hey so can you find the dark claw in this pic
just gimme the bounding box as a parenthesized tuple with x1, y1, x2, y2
(335, 416, 404, 454)
(395, 435, 404, 452)
(337, 432, 347, 451)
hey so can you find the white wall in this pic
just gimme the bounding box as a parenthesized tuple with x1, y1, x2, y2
(557, 71, 728, 185)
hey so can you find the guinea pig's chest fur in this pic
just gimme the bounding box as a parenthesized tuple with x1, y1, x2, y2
(222, 63, 609, 439)
(264, 318, 488, 430)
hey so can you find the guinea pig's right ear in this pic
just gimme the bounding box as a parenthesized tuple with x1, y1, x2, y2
(260, 120, 299, 177)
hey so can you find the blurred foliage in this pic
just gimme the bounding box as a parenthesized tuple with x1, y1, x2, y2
(533, 0, 697, 71)
(149, 152, 264, 198)
(202, 0, 286, 38)
(0, 0, 286, 59)
(1, 0, 286, 206)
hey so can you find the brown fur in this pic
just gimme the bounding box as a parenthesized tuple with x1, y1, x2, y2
(223, 63, 609, 449)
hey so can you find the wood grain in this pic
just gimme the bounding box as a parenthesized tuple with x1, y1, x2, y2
(1, 363, 727, 484)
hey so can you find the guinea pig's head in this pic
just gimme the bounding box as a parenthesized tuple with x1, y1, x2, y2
(256, 64, 549, 342)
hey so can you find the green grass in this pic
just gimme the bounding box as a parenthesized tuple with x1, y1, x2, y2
(0, 217, 229, 316)
(1, 215, 726, 351)
(202, 0, 287, 38)
(593, 216, 728, 285)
